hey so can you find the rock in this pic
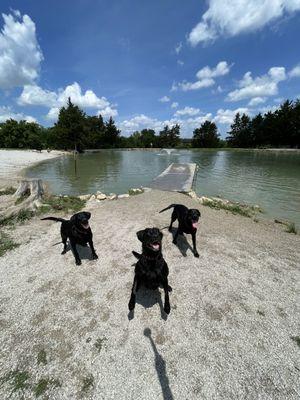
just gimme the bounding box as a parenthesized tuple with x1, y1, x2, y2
(96, 193, 106, 200)
(78, 194, 91, 201)
(198, 196, 213, 204)
(89, 194, 96, 201)
(107, 193, 117, 200)
(141, 187, 152, 192)
(118, 194, 130, 199)
(187, 190, 198, 199)
(128, 188, 143, 195)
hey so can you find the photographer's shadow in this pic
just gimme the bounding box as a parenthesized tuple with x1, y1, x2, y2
(58, 242, 95, 261)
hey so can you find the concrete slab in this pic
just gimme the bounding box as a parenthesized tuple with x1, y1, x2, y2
(151, 163, 197, 192)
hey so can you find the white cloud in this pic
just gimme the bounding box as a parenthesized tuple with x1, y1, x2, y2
(18, 85, 57, 107)
(289, 64, 300, 77)
(171, 102, 179, 108)
(248, 97, 266, 106)
(0, 106, 36, 123)
(18, 82, 116, 121)
(175, 106, 200, 116)
(172, 61, 231, 91)
(227, 67, 286, 102)
(119, 113, 212, 137)
(214, 107, 250, 124)
(0, 11, 43, 89)
(159, 96, 170, 103)
(97, 106, 118, 118)
(175, 42, 182, 54)
(177, 60, 184, 66)
(188, 0, 300, 46)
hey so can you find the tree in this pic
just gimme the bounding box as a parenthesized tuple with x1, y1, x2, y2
(103, 117, 121, 148)
(226, 113, 252, 147)
(52, 98, 86, 151)
(158, 124, 180, 147)
(192, 121, 220, 148)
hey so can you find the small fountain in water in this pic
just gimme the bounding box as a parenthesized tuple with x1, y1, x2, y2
(160, 148, 175, 155)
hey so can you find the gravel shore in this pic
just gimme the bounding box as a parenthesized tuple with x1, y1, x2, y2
(0, 190, 299, 399)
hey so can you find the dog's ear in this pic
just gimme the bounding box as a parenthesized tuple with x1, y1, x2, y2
(84, 212, 91, 220)
(70, 213, 78, 223)
(136, 230, 145, 242)
(196, 210, 201, 218)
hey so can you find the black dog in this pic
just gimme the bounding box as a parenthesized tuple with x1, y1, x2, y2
(128, 228, 172, 315)
(160, 204, 201, 257)
(41, 211, 98, 265)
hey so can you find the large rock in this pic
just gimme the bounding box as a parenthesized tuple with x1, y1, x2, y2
(107, 193, 117, 200)
(78, 194, 91, 201)
(118, 194, 130, 199)
(96, 193, 106, 200)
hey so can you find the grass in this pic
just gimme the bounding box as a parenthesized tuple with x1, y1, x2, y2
(37, 349, 47, 365)
(128, 188, 144, 196)
(94, 337, 107, 352)
(0, 209, 35, 227)
(0, 231, 19, 256)
(42, 195, 86, 213)
(201, 198, 258, 218)
(0, 370, 30, 395)
(81, 375, 94, 393)
(285, 222, 297, 235)
(15, 190, 30, 205)
(0, 187, 16, 196)
(33, 378, 61, 397)
(291, 336, 300, 348)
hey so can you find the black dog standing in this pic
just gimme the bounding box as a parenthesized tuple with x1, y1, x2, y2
(128, 228, 172, 315)
(160, 204, 201, 257)
(41, 211, 98, 265)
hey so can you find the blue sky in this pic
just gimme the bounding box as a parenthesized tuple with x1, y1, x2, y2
(0, 0, 300, 137)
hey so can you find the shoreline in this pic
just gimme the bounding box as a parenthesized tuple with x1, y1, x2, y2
(0, 149, 66, 188)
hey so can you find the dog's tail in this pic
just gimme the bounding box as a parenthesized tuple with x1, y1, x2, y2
(132, 251, 142, 260)
(159, 204, 176, 213)
(41, 216, 67, 223)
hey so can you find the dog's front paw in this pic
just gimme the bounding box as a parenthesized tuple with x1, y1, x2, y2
(128, 299, 135, 311)
(76, 259, 82, 266)
(92, 253, 98, 260)
(164, 303, 170, 314)
(172, 240, 177, 245)
(194, 252, 199, 258)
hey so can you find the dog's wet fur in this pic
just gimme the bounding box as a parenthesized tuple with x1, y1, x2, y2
(41, 211, 98, 265)
(128, 228, 172, 315)
(160, 204, 201, 257)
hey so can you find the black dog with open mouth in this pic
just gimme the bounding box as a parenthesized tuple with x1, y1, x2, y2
(128, 228, 172, 315)
(41, 211, 98, 265)
(160, 204, 201, 257)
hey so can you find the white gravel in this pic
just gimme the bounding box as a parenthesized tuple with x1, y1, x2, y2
(0, 190, 299, 399)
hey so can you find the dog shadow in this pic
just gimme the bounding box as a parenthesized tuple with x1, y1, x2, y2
(128, 286, 168, 321)
(59, 242, 95, 261)
(169, 227, 193, 257)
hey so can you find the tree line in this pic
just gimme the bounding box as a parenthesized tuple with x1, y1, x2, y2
(0, 98, 299, 150)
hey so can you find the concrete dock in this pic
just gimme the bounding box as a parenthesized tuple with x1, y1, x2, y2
(151, 163, 197, 192)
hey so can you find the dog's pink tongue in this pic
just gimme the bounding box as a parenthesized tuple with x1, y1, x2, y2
(152, 243, 160, 250)
(192, 222, 198, 229)
(83, 223, 90, 229)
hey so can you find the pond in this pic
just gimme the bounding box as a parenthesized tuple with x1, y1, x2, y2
(26, 149, 300, 226)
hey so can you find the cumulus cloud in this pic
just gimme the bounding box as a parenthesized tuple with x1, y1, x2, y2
(248, 97, 267, 106)
(18, 82, 117, 121)
(289, 64, 300, 77)
(159, 96, 170, 103)
(0, 11, 43, 89)
(119, 113, 212, 138)
(213, 107, 250, 124)
(188, 0, 300, 46)
(177, 60, 184, 66)
(0, 106, 36, 123)
(171, 102, 179, 108)
(172, 61, 231, 91)
(227, 67, 286, 102)
(175, 106, 200, 116)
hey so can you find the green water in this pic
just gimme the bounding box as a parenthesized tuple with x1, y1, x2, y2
(26, 149, 300, 226)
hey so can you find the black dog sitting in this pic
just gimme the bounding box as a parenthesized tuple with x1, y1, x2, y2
(159, 204, 201, 257)
(41, 211, 98, 265)
(128, 228, 172, 315)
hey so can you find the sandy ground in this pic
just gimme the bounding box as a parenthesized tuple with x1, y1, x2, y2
(0, 149, 65, 187)
(0, 190, 299, 400)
